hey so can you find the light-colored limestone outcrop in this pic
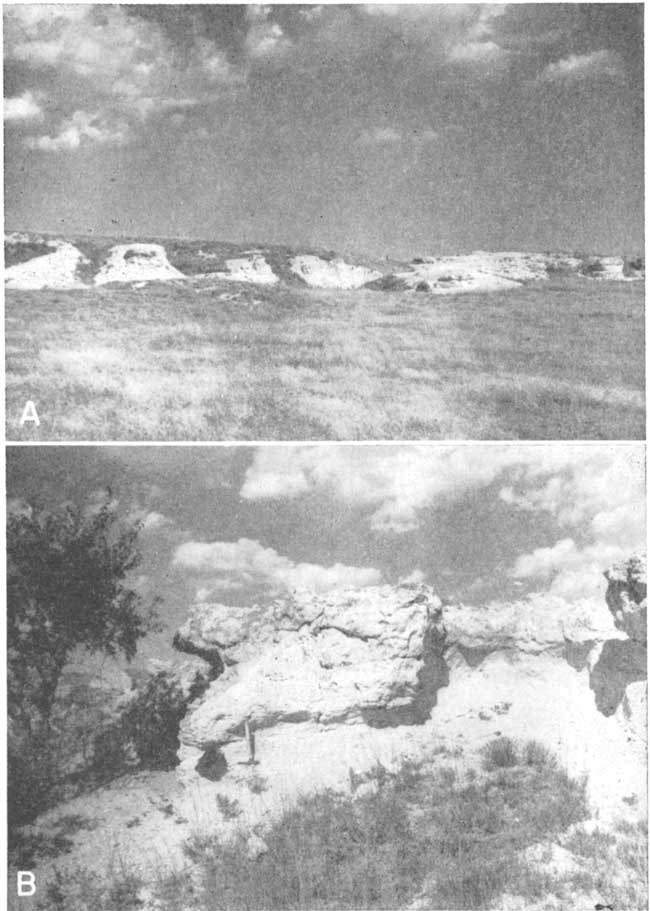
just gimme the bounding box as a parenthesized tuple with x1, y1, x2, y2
(5, 241, 88, 289)
(177, 587, 446, 749)
(214, 255, 279, 285)
(604, 553, 646, 642)
(174, 560, 646, 821)
(94, 244, 185, 285)
(290, 254, 381, 288)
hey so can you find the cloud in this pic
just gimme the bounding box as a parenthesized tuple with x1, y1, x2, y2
(173, 537, 382, 599)
(141, 511, 173, 532)
(26, 110, 128, 152)
(356, 126, 402, 146)
(504, 448, 645, 599)
(537, 50, 624, 84)
(447, 5, 508, 65)
(448, 40, 504, 64)
(398, 569, 426, 586)
(241, 445, 644, 601)
(4, 91, 43, 121)
(4, 5, 242, 150)
(241, 445, 568, 533)
(245, 7, 291, 59)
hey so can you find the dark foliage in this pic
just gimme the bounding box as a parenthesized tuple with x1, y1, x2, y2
(7, 500, 158, 829)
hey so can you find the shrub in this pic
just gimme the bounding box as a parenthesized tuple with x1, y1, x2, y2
(91, 671, 189, 781)
(522, 739, 558, 769)
(124, 672, 186, 769)
(481, 736, 519, 770)
(581, 258, 605, 276)
(216, 794, 242, 820)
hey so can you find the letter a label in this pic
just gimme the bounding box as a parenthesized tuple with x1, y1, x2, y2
(17, 871, 36, 896)
(20, 401, 40, 426)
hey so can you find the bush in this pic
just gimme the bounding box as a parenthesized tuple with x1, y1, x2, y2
(581, 258, 605, 276)
(481, 736, 519, 770)
(522, 739, 558, 769)
(91, 671, 188, 778)
(124, 672, 187, 769)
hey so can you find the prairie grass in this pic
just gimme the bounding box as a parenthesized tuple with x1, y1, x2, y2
(6, 278, 644, 440)
(27, 739, 604, 911)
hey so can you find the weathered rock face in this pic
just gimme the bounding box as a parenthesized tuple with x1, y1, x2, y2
(174, 557, 646, 824)
(590, 555, 647, 716)
(177, 587, 447, 749)
(604, 554, 647, 643)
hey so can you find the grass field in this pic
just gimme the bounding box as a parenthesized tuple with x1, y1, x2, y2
(23, 739, 647, 911)
(6, 278, 644, 440)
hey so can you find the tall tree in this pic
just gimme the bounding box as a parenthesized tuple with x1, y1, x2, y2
(7, 497, 159, 738)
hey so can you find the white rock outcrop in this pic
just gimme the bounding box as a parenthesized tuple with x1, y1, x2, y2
(174, 558, 646, 822)
(604, 553, 646, 643)
(94, 244, 185, 285)
(5, 241, 88, 290)
(215, 255, 279, 285)
(177, 588, 446, 750)
(290, 254, 381, 289)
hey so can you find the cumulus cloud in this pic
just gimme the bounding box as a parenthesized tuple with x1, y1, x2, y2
(398, 569, 426, 586)
(356, 126, 402, 146)
(4, 91, 43, 121)
(245, 7, 291, 58)
(3, 5, 241, 150)
(173, 537, 382, 599)
(241, 445, 564, 533)
(241, 445, 644, 601)
(447, 5, 508, 65)
(448, 39, 504, 63)
(141, 511, 173, 532)
(25, 110, 128, 152)
(504, 448, 644, 599)
(538, 50, 624, 84)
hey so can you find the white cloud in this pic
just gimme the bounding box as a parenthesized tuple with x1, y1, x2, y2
(141, 511, 173, 532)
(448, 5, 508, 65)
(4, 5, 241, 144)
(505, 448, 645, 598)
(241, 445, 644, 601)
(398, 569, 426, 586)
(511, 538, 580, 579)
(448, 39, 504, 63)
(4, 91, 43, 121)
(357, 126, 402, 146)
(26, 110, 128, 152)
(245, 6, 292, 58)
(241, 445, 571, 533)
(173, 537, 382, 599)
(538, 50, 624, 84)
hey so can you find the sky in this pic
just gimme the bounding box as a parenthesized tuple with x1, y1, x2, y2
(3, 3, 644, 258)
(7, 444, 645, 662)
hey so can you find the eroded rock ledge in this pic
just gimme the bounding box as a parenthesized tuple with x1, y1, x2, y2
(173, 557, 646, 820)
(175, 587, 448, 749)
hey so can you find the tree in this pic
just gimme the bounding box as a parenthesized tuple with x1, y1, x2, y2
(7, 498, 159, 827)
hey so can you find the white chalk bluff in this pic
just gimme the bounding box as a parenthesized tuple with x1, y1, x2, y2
(5, 232, 645, 292)
(175, 556, 647, 822)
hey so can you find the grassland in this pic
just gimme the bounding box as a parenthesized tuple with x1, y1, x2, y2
(24, 739, 647, 911)
(6, 278, 644, 440)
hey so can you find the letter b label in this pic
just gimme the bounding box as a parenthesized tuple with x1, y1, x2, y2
(17, 871, 36, 895)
